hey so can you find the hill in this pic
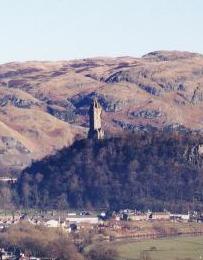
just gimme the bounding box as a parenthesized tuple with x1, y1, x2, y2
(16, 129, 203, 211)
(1, 50, 203, 173)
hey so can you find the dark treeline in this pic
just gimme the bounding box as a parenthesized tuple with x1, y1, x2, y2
(15, 129, 203, 212)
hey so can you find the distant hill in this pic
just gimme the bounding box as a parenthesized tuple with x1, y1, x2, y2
(1, 50, 203, 173)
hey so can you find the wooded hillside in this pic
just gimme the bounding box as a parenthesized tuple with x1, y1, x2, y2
(16, 129, 203, 212)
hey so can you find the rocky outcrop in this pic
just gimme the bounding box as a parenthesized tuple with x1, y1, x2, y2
(131, 109, 163, 119)
(113, 119, 157, 133)
(183, 144, 203, 168)
(163, 124, 192, 134)
(105, 70, 161, 96)
(71, 92, 126, 113)
(113, 120, 193, 136)
(47, 105, 77, 123)
(142, 50, 202, 61)
(0, 136, 30, 154)
(0, 136, 31, 174)
(0, 95, 39, 108)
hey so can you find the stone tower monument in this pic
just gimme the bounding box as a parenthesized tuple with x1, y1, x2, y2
(88, 98, 104, 140)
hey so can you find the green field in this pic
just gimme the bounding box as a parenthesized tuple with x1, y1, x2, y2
(113, 236, 203, 260)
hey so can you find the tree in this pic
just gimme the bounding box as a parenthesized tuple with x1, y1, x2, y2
(86, 246, 118, 260)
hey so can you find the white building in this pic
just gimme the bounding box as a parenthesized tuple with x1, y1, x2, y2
(45, 219, 60, 228)
(170, 213, 190, 222)
(66, 216, 99, 224)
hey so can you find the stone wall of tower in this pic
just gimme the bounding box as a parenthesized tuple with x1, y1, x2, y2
(88, 99, 104, 139)
(92, 101, 102, 130)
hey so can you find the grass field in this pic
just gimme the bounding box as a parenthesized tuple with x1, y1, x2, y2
(113, 236, 203, 260)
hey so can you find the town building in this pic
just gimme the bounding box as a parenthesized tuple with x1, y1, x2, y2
(129, 214, 148, 221)
(170, 213, 190, 222)
(149, 212, 170, 220)
(66, 215, 99, 224)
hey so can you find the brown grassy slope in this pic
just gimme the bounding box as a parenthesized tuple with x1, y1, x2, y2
(0, 50, 203, 173)
(0, 85, 86, 174)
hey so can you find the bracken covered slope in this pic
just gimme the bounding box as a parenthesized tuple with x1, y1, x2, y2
(0, 50, 203, 173)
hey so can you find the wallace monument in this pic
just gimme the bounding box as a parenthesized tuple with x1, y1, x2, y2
(88, 99, 104, 140)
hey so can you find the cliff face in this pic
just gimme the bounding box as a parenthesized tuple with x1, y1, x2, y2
(0, 50, 203, 173)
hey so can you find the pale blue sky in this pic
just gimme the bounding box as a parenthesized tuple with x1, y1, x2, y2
(0, 0, 203, 64)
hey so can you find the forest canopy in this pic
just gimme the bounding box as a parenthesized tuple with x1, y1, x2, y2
(16, 129, 203, 212)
